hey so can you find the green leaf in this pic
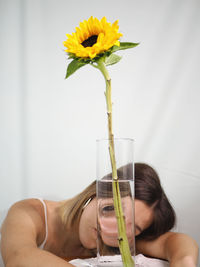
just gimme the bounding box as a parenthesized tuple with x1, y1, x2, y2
(110, 42, 139, 53)
(65, 59, 89, 79)
(105, 53, 122, 66)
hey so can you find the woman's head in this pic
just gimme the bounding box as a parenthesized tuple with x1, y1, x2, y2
(59, 162, 176, 243)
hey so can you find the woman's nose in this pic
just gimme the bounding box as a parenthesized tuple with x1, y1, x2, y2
(98, 215, 134, 247)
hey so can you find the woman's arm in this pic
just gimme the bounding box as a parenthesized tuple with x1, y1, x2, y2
(164, 233, 199, 267)
(136, 232, 199, 267)
(1, 200, 75, 267)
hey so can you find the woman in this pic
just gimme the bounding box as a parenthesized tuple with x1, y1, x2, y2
(0, 163, 198, 266)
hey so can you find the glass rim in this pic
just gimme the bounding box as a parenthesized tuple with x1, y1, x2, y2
(96, 137, 134, 142)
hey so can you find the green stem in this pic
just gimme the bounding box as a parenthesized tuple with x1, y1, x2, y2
(96, 58, 134, 267)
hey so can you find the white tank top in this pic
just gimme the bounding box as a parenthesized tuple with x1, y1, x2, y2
(37, 198, 48, 249)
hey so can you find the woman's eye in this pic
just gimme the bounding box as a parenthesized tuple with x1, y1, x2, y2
(102, 205, 114, 212)
(98, 201, 116, 217)
(101, 205, 116, 217)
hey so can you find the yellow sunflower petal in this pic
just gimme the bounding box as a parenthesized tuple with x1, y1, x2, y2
(63, 16, 122, 59)
(115, 40, 120, 46)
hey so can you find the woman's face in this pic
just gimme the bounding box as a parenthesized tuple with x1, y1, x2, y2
(79, 198, 154, 249)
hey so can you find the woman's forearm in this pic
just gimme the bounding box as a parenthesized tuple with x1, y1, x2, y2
(4, 247, 75, 267)
(165, 233, 199, 267)
(136, 232, 199, 266)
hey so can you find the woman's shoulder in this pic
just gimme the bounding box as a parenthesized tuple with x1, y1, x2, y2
(8, 198, 60, 211)
(5, 198, 60, 222)
(1, 198, 63, 237)
(1, 199, 60, 247)
(2, 199, 46, 231)
(7, 198, 46, 216)
(3, 199, 54, 233)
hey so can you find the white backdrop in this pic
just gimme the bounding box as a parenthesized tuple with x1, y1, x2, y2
(0, 0, 200, 251)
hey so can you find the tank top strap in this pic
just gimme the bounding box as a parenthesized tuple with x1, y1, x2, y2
(37, 198, 48, 249)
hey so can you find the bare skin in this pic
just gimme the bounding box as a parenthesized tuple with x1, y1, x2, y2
(0, 198, 199, 267)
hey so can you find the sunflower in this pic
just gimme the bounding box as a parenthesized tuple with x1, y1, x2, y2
(63, 16, 123, 59)
(63, 17, 138, 267)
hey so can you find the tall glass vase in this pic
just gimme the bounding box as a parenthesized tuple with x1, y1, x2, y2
(96, 138, 135, 267)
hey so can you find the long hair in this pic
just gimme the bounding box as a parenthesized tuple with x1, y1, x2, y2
(59, 181, 96, 230)
(59, 163, 176, 240)
(135, 163, 176, 240)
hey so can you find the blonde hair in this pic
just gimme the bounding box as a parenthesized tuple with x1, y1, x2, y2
(59, 181, 96, 230)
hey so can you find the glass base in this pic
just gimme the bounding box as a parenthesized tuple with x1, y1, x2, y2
(97, 255, 135, 267)
(97, 257, 121, 266)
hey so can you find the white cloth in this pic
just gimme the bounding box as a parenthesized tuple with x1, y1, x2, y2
(69, 254, 169, 267)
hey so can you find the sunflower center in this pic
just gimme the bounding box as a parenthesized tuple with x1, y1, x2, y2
(81, 35, 98, 47)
